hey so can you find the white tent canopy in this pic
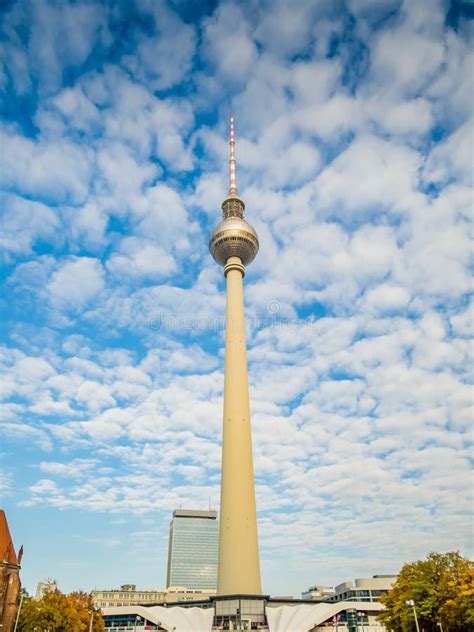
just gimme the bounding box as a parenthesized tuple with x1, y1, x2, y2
(266, 601, 384, 631)
(103, 600, 385, 632)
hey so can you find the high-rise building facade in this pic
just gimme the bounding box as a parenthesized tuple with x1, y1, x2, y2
(209, 115, 262, 598)
(35, 578, 58, 599)
(166, 509, 218, 590)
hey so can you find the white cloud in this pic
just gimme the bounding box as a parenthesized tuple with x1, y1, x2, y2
(6, 256, 57, 305)
(74, 380, 116, 413)
(0, 39, 30, 94)
(364, 283, 411, 313)
(428, 32, 473, 124)
(290, 58, 342, 106)
(140, 345, 218, 376)
(106, 236, 176, 281)
(369, 19, 445, 97)
(450, 301, 473, 338)
(201, 3, 258, 86)
(30, 398, 77, 417)
(393, 195, 471, 300)
(191, 172, 225, 216)
(96, 142, 157, 211)
(0, 422, 53, 451)
(52, 86, 101, 133)
(77, 66, 195, 168)
(124, 0, 196, 91)
(254, 0, 322, 59)
(232, 55, 292, 130)
(0, 127, 92, 204)
(47, 257, 105, 311)
(367, 97, 434, 136)
(96, 70, 155, 157)
(315, 134, 421, 217)
(424, 118, 473, 186)
(67, 201, 108, 251)
(26, 0, 109, 94)
(0, 193, 60, 261)
(133, 183, 197, 252)
(241, 132, 321, 189)
(15, 356, 56, 382)
(149, 99, 194, 171)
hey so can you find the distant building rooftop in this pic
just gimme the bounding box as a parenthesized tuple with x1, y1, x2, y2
(172, 509, 217, 519)
(301, 585, 335, 601)
(328, 574, 397, 603)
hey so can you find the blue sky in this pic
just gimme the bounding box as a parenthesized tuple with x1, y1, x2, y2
(0, 0, 472, 598)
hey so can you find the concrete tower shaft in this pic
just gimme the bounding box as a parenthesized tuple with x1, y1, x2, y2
(209, 116, 262, 596)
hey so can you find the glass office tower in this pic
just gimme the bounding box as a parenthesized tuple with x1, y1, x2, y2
(166, 509, 218, 590)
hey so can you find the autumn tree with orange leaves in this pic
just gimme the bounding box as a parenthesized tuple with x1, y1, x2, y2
(379, 551, 474, 632)
(17, 589, 104, 632)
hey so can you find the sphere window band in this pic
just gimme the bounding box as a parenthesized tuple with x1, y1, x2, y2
(209, 227, 259, 268)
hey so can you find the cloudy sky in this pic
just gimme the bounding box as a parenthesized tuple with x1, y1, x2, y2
(0, 0, 472, 598)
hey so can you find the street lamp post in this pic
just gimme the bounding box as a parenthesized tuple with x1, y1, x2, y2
(88, 609, 94, 632)
(406, 600, 420, 632)
(437, 622, 444, 632)
(13, 594, 24, 632)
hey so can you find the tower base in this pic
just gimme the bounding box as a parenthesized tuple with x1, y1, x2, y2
(211, 594, 270, 631)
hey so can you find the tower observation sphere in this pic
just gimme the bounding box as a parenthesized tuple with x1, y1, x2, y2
(209, 203, 259, 268)
(209, 117, 259, 271)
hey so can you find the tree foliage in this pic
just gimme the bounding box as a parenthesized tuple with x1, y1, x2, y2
(379, 551, 474, 632)
(17, 589, 104, 632)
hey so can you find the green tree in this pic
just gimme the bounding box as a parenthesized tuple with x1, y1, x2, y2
(439, 556, 474, 630)
(379, 551, 474, 632)
(17, 589, 104, 632)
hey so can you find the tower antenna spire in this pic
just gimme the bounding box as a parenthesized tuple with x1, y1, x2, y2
(229, 114, 237, 198)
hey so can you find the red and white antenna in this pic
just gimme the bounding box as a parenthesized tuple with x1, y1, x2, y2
(229, 114, 237, 198)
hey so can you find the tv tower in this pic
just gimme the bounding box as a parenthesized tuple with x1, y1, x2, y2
(209, 115, 261, 595)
